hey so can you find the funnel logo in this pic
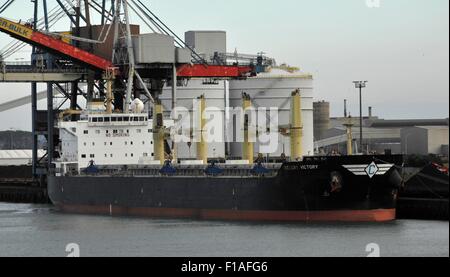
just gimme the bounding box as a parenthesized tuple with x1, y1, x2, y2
(366, 0, 381, 8)
(365, 162, 379, 179)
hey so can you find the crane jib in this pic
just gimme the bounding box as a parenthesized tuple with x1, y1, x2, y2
(0, 17, 113, 71)
(0, 18, 32, 39)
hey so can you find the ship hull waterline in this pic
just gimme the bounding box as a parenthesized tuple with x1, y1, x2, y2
(55, 204, 397, 222)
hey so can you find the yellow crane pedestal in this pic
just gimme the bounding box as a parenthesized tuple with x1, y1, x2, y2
(196, 95, 208, 165)
(153, 100, 165, 165)
(343, 117, 355, 156)
(290, 89, 303, 161)
(242, 93, 254, 163)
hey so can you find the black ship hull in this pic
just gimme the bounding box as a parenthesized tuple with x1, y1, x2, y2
(48, 155, 404, 222)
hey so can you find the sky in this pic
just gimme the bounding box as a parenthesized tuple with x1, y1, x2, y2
(0, 0, 448, 131)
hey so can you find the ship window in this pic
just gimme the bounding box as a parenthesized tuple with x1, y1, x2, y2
(106, 130, 109, 134)
(139, 117, 145, 121)
(92, 142, 95, 146)
(118, 117, 123, 122)
(90, 154, 95, 158)
(124, 116, 130, 122)
(127, 130, 130, 134)
(143, 153, 148, 157)
(83, 130, 88, 134)
(125, 141, 128, 145)
(98, 118, 104, 122)
(110, 154, 113, 158)
(148, 129, 152, 133)
(104, 117, 110, 122)
(142, 141, 145, 145)
(81, 154, 86, 158)
(71, 128, 76, 132)
(151, 153, 154, 157)
(134, 117, 139, 121)
(131, 153, 134, 157)
(125, 153, 128, 157)
(111, 117, 117, 122)
(131, 141, 133, 145)
(83, 142, 87, 146)
(113, 130, 118, 134)
(151, 141, 153, 145)
(110, 142, 113, 146)
(92, 118, 98, 122)
(104, 142, 107, 146)
(95, 130, 100, 134)
(104, 154, 107, 158)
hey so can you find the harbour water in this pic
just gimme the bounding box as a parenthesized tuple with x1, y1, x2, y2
(0, 202, 448, 257)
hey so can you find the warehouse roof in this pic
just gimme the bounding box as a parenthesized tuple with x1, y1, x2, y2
(370, 118, 449, 128)
(0, 150, 45, 159)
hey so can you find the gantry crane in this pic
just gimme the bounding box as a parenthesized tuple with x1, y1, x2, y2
(0, 0, 255, 180)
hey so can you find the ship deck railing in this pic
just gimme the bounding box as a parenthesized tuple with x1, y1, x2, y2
(65, 163, 282, 178)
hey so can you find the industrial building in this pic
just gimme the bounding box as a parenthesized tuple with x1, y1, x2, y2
(185, 31, 227, 62)
(401, 126, 449, 156)
(313, 104, 449, 157)
(313, 101, 330, 140)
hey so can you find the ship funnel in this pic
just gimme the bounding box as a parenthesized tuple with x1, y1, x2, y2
(153, 100, 165, 165)
(242, 93, 254, 163)
(343, 116, 354, 155)
(290, 89, 303, 161)
(196, 95, 208, 164)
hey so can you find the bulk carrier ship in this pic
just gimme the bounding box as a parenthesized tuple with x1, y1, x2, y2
(48, 90, 404, 222)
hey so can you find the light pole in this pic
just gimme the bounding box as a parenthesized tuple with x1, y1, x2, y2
(9, 128, 15, 150)
(404, 133, 413, 155)
(353, 81, 368, 154)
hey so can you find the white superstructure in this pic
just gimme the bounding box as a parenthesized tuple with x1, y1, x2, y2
(58, 112, 174, 171)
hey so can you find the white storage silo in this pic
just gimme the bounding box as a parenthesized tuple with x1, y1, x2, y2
(228, 68, 314, 159)
(159, 79, 228, 160)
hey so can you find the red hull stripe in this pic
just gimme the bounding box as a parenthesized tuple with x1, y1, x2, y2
(58, 204, 396, 222)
